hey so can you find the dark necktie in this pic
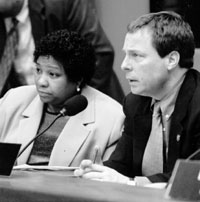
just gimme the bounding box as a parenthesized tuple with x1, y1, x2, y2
(0, 18, 18, 92)
(142, 102, 165, 175)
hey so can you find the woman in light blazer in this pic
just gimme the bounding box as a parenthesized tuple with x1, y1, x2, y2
(0, 30, 124, 167)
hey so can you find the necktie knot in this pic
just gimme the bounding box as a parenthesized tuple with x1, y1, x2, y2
(153, 102, 162, 117)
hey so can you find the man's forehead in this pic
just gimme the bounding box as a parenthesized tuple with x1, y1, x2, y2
(123, 28, 152, 50)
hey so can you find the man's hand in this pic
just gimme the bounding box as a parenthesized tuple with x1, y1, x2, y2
(74, 159, 129, 184)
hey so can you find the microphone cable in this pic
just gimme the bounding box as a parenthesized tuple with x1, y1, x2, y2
(17, 113, 63, 158)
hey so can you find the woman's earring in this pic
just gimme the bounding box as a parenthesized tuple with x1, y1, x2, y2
(77, 86, 80, 92)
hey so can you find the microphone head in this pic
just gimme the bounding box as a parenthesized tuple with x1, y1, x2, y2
(60, 95, 88, 116)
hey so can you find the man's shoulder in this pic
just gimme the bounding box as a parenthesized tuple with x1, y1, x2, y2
(123, 93, 152, 116)
(181, 69, 200, 97)
(185, 68, 200, 82)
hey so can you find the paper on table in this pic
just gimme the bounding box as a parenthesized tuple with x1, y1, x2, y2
(13, 164, 79, 171)
(144, 182, 167, 189)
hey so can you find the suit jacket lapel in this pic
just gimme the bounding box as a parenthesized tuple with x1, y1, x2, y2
(17, 95, 43, 165)
(49, 117, 91, 166)
(132, 98, 152, 175)
(49, 86, 95, 166)
(167, 70, 196, 171)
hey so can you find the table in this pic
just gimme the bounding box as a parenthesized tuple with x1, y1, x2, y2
(0, 170, 190, 202)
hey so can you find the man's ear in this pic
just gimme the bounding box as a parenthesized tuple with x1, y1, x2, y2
(166, 51, 180, 71)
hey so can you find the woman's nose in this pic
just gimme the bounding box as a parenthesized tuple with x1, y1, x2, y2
(37, 74, 48, 87)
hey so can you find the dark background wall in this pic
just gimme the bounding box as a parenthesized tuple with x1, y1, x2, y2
(150, 0, 200, 47)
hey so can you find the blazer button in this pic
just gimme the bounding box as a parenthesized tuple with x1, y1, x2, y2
(176, 134, 180, 142)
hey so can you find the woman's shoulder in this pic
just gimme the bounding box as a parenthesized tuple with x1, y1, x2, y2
(83, 86, 123, 112)
(7, 85, 36, 94)
(0, 85, 37, 103)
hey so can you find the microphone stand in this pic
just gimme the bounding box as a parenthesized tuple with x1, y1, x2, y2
(17, 113, 63, 158)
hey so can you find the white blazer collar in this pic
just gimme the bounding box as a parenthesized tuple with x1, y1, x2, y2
(17, 95, 43, 165)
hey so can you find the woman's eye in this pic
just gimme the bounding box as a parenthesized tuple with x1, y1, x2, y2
(35, 67, 42, 74)
(49, 72, 59, 78)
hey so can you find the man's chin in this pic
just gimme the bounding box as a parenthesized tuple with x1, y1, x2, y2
(130, 88, 146, 97)
(130, 88, 139, 95)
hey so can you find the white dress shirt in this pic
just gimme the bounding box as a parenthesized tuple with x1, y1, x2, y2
(9, 0, 35, 85)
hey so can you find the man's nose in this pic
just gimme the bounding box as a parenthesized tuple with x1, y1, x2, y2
(121, 56, 132, 71)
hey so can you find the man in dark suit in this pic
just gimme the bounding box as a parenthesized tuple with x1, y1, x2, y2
(74, 11, 200, 186)
(0, 0, 124, 103)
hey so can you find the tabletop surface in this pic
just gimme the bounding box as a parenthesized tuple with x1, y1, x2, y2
(0, 170, 191, 202)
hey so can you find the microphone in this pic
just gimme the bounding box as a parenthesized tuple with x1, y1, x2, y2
(59, 94, 88, 116)
(17, 95, 88, 158)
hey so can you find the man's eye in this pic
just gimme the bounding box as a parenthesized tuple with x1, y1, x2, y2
(132, 53, 139, 57)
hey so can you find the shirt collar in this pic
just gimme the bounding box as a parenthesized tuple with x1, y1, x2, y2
(15, 0, 28, 24)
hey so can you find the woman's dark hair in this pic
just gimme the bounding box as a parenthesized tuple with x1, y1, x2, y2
(34, 29, 95, 87)
(127, 11, 195, 69)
